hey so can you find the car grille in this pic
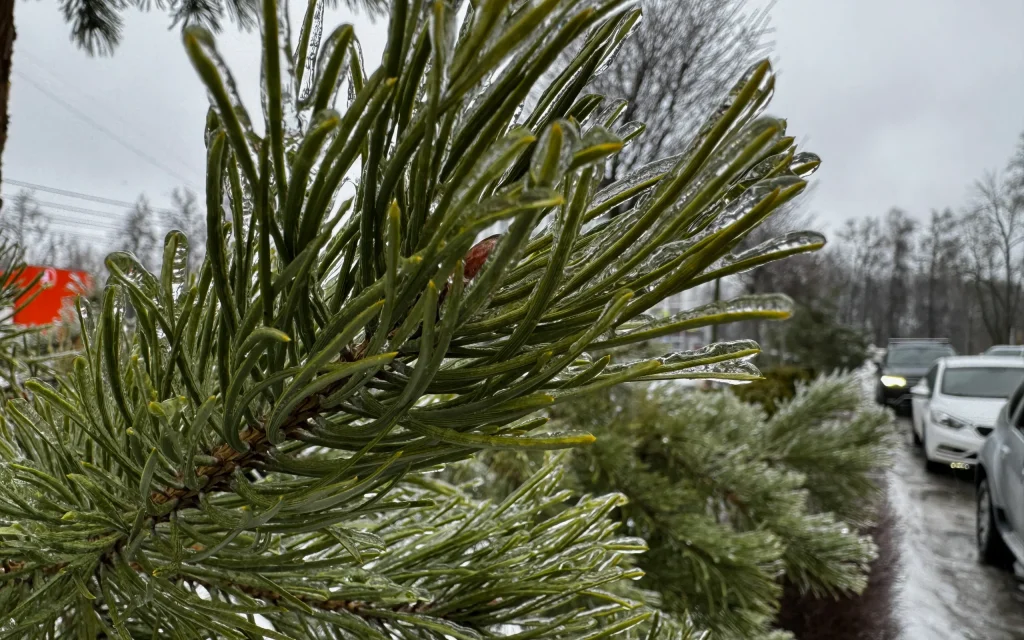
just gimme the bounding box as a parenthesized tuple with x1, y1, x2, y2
(977, 426, 994, 437)
(904, 376, 922, 387)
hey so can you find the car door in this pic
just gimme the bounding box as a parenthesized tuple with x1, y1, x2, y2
(1001, 398, 1024, 535)
(912, 364, 939, 440)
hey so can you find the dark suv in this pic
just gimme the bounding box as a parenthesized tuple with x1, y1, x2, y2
(875, 339, 956, 410)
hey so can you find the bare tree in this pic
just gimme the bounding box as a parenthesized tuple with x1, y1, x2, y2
(55, 234, 103, 274)
(916, 209, 962, 339)
(963, 172, 1024, 345)
(834, 216, 887, 340)
(589, 0, 772, 181)
(1007, 131, 1024, 211)
(115, 195, 160, 270)
(884, 208, 916, 340)
(0, 189, 51, 263)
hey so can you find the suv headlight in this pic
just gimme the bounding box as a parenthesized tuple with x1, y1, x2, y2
(880, 375, 907, 388)
(930, 410, 971, 430)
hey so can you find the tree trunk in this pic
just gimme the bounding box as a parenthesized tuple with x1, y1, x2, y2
(0, 0, 14, 213)
(926, 258, 936, 338)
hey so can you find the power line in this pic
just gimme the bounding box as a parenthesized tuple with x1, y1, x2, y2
(13, 70, 200, 189)
(17, 50, 203, 184)
(36, 208, 123, 230)
(2, 179, 176, 215)
(37, 211, 119, 233)
(1, 195, 126, 220)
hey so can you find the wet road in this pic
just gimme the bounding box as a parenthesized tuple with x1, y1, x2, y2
(892, 417, 1024, 639)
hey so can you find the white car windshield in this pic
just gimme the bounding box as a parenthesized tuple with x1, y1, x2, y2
(941, 367, 1024, 399)
(886, 346, 954, 367)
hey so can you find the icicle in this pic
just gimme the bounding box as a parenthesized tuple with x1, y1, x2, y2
(662, 360, 763, 384)
(295, 0, 325, 104)
(163, 231, 191, 303)
(663, 340, 760, 366)
(614, 294, 793, 340)
(593, 9, 642, 76)
(261, 0, 302, 137)
(185, 28, 257, 147)
(298, 24, 353, 112)
(689, 175, 802, 240)
(725, 230, 827, 266)
(590, 153, 684, 212)
(691, 60, 775, 149)
(106, 252, 160, 299)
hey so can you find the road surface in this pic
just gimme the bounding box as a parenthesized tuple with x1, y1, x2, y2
(892, 417, 1024, 639)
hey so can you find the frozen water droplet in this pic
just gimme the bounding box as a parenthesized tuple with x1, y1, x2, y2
(790, 151, 821, 178)
(346, 75, 357, 109)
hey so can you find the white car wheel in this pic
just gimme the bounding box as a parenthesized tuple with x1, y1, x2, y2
(977, 478, 1013, 567)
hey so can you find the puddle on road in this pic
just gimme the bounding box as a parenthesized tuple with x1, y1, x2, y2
(891, 418, 1024, 640)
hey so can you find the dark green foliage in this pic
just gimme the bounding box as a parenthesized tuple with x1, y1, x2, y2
(0, 0, 829, 635)
(772, 302, 869, 373)
(776, 478, 901, 640)
(731, 365, 815, 415)
(60, 0, 387, 56)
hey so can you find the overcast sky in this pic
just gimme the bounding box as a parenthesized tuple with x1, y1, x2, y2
(6, 0, 1024, 251)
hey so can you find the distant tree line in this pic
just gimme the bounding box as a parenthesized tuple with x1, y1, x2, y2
(0, 186, 204, 277)
(732, 133, 1024, 358)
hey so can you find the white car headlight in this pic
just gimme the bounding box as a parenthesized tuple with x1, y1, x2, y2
(930, 409, 971, 430)
(880, 375, 907, 388)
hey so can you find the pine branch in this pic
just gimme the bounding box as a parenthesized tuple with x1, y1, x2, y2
(0, 0, 828, 635)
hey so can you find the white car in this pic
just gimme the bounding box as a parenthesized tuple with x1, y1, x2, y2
(984, 345, 1024, 357)
(910, 356, 1024, 472)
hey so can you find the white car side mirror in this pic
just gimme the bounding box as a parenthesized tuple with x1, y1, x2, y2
(911, 381, 930, 397)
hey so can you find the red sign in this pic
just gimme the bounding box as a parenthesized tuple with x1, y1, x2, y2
(12, 266, 91, 326)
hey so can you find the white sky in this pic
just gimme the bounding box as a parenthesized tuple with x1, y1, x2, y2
(766, 0, 1024, 229)
(6, 0, 1024, 252)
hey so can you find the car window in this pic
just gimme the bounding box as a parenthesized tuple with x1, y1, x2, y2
(940, 367, 1024, 399)
(1009, 382, 1024, 422)
(886, 346, 955, 367)
(925, 364, 939, 391)
(988, 347, 1024, 357)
